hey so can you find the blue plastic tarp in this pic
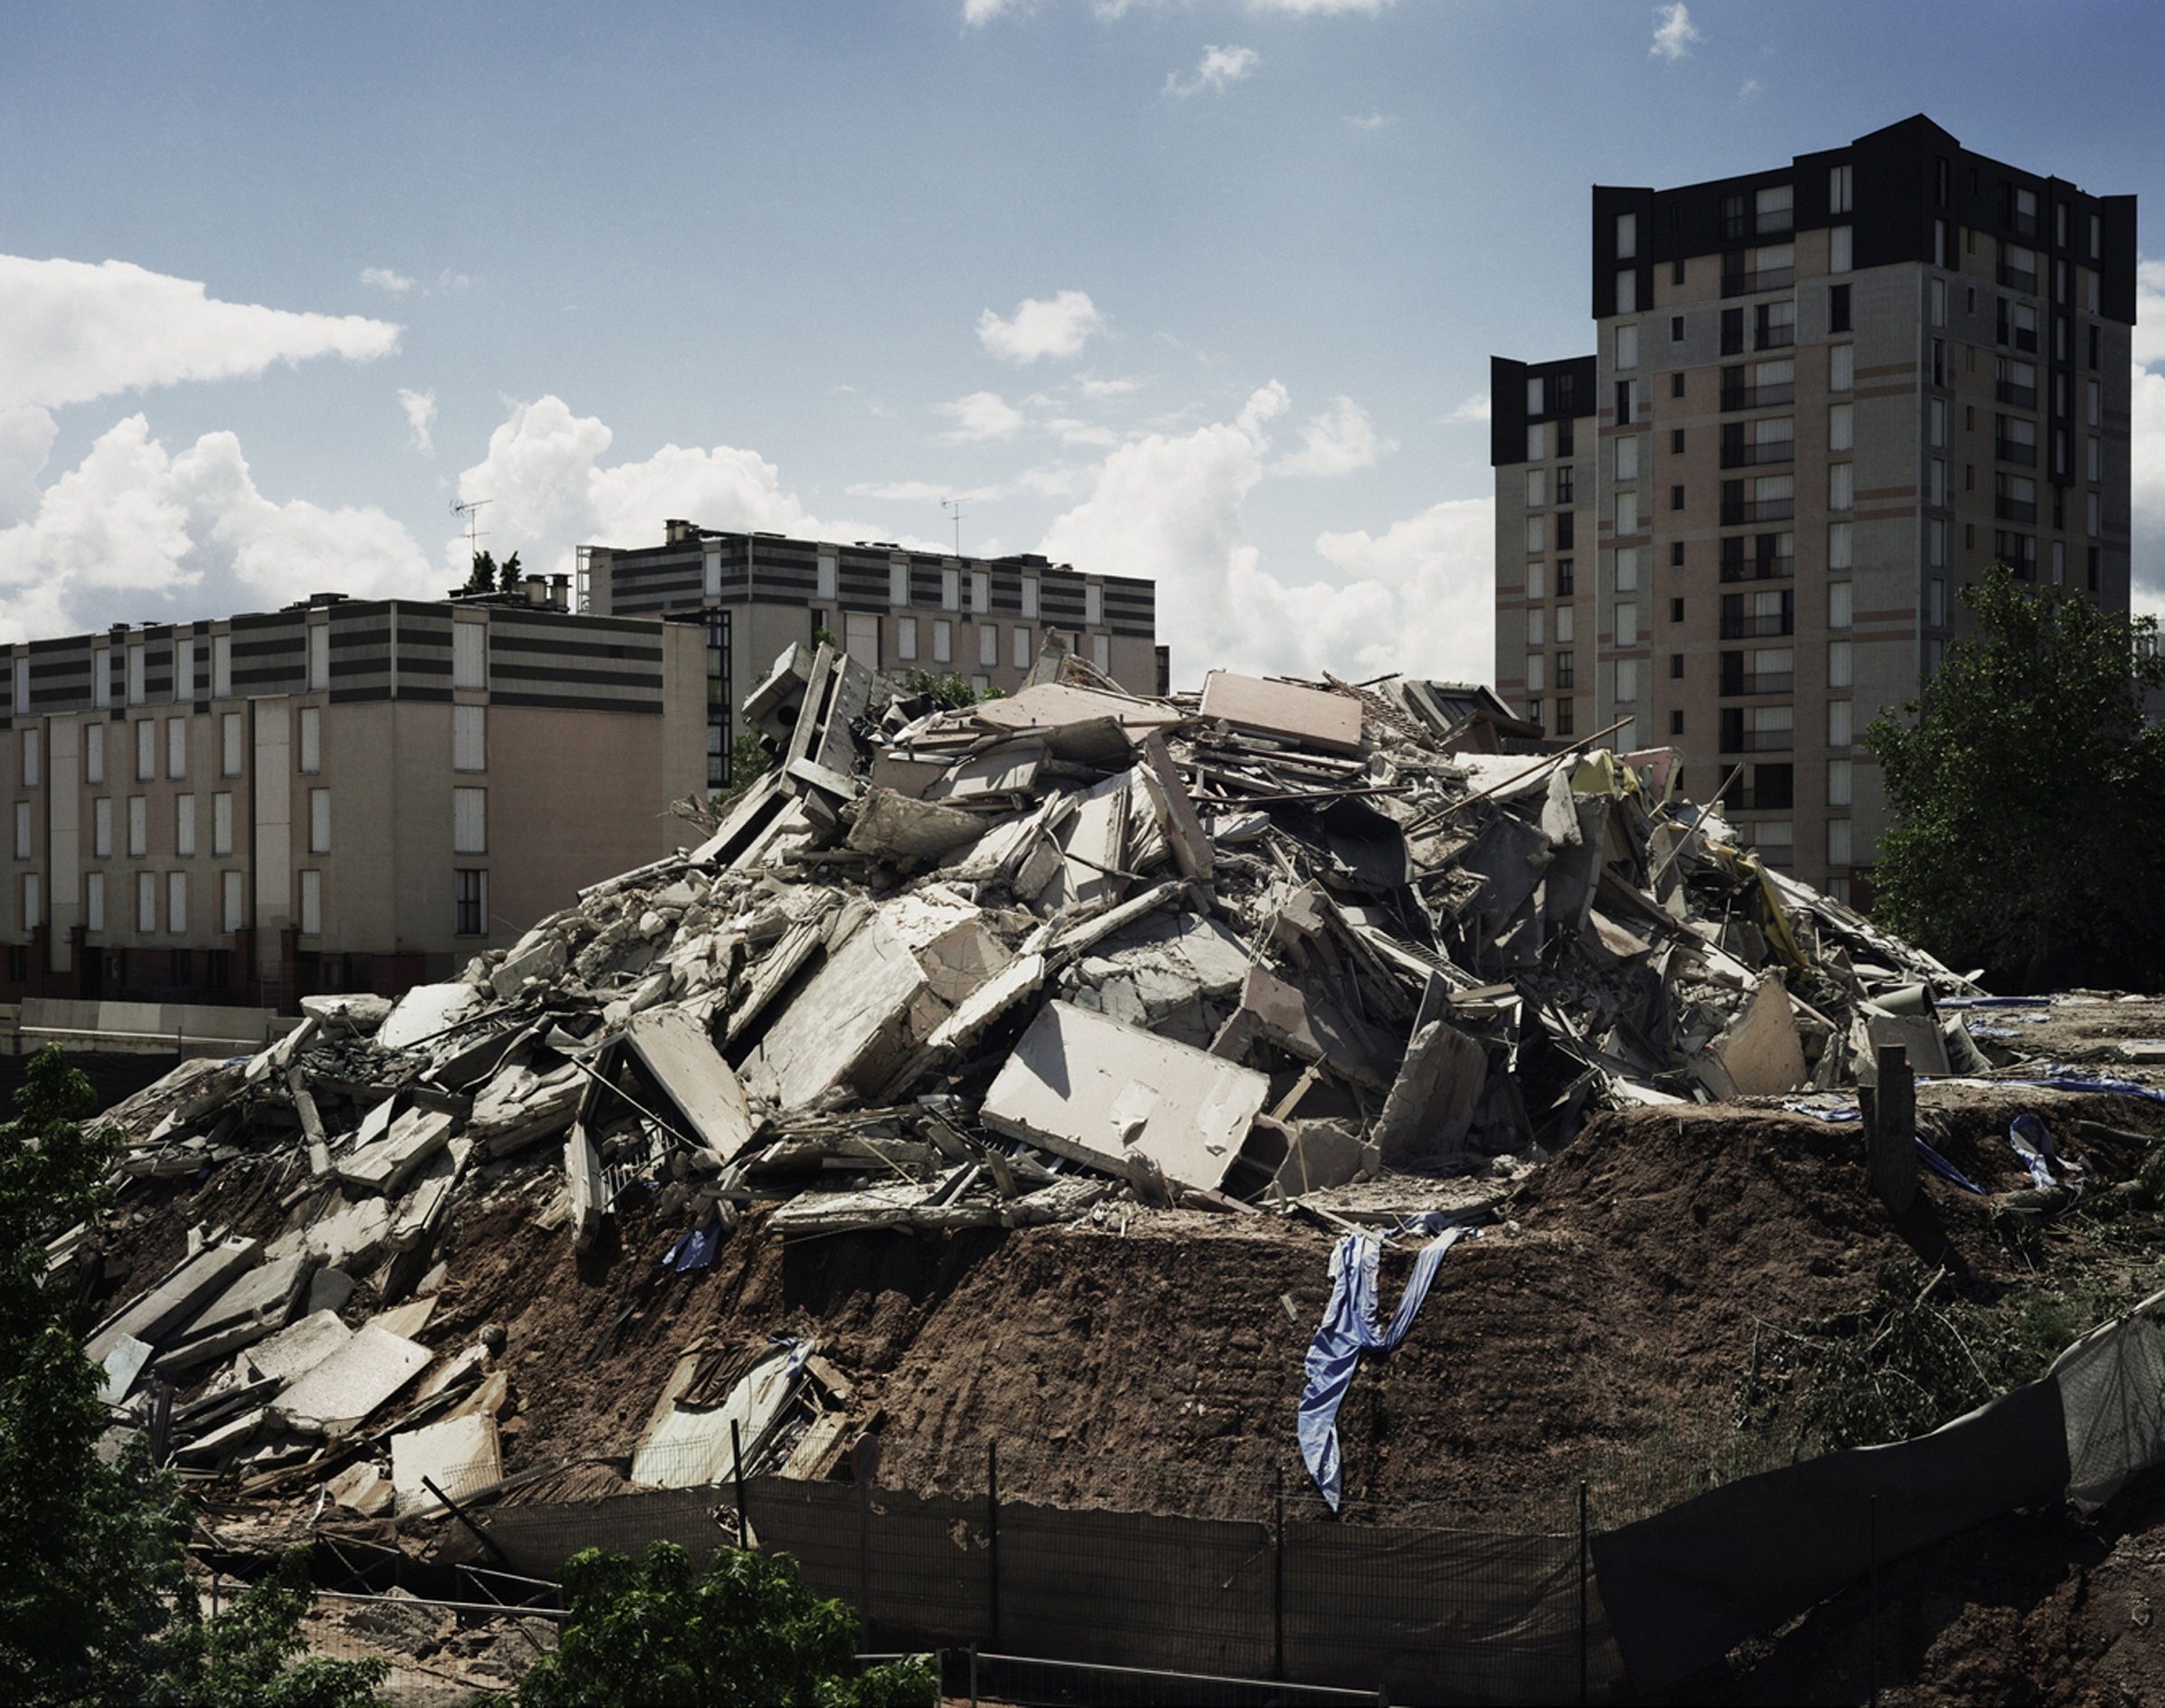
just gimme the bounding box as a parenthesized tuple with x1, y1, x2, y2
(662, 1223, 722, 1272)
(1297, 1222, 1471, 1512)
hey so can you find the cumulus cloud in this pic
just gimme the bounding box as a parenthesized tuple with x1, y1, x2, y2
(1345, 110, 1394, 132)
(1048, 418, 1122, 448)
(360, 267, 417, 295)
(1737, 78, 1762, 100)
(937, 390, 1027, 442)
(1164, 44, 1260, 99)
(1649, 2, 1702, 60)
(978, 289, 1103, 363)
(1270, 395, 1394, 477)
(1078, 375, 1143, 399)
(398, 388, 437, 455)
(1443, 393, 1492, 425)
(0, 408, 59, 529)
(0, 414, 431, 640)
(1038, 382, 1491, 684)
(0, 255, 400, 412)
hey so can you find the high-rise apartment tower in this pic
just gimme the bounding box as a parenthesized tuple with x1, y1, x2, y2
(1492, 116, 2136, 899)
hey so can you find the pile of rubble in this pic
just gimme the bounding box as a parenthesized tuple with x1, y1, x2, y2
(62, 641, 1984, 1510)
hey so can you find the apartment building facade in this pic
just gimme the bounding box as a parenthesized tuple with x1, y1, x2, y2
(1493, 116, 2136, 898)
(582, 522, 1162, 792)
(0, 591, 704, 1010)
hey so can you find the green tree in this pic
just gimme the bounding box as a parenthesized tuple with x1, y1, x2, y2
(896, 669, 992, 711)
(0, 1050, 381, 1706)
(711, 733, 773, 810)
(497, 550, 523, 595)
(147, 1553, 385, 1708)
(514, 1543, 934, 1708)
(465, 550, 497, 594)
(1867, 563, 2165, 991)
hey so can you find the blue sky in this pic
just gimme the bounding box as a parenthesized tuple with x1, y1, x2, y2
(3, 0, 2161, 683)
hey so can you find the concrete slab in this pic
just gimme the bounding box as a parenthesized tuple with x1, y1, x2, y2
(1702, 977, 1808, 1097)
(981, 1000, 1271, 1192)
(88, 1235, 263, 1362)
(245, 1310, 356, 1387)
(845, 788, 985, 860)
(631, 1341, 808, 1489)
(739, 908, 947, 1111)
(1370, 1018, 1488, 1164)
(275, 1322, 431, 1434)
(621, 1008, 757, 1165)
(391, 1412, 503, 1515)
(377, 982, 487, 1052)
(336, 1109, 455, 1197)
(98, 1334, 154, 1406)
(1199, 671, 1363, 755)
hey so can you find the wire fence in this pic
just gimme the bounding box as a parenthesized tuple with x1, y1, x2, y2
(296, 1589, 560, 1706)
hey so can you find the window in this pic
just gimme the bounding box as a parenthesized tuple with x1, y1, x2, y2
(1670, 596, 1684, 623)
(1828, 640, 1853, 690)
(11, 802, 26, 860)
(1828, 758, 1853, 808)
(1528, 609, 1546, 648)
(167, 873, 186, 934)
(2086, 377, 2102, 428)
(93, 645, 111, 709)
(1830, 227, 1852, 276)
(1828, 402, 1853, 454)
(1615, 324, 1638, 371)
(1827, 821, 1853, 868)
(1756, 183, 1793, 234)
(1616, 270, 1637, 314)
(1829, 163, 1852, 215)
(213, 793, 232, 858)
(1830, 343, 1854, 392)
(1525, 652, 1546, 692)
(1091, 633, 1111, 674)
(973, 570, 992, 615)
(941, 568, 961, 611)
(897, 616, 918, 662)
(1527, 469, 1548, 508)
(87, 871, 104, 934)
(127, 796, 146, 859)
(1670, 372, 1684, 399)
(1527, 516, 1547, 554)
(453, 786, 486, 855)
(1671, 314, 1684, 343)
(978, 625, 998, 668)
(1614, 658, 1638, 703)
(1828, 521, 1852, 573)
(816, 551, 839, 601)
(704, 544, 725, 599)
(453, 703, 485, 773)
(1526, 375, 1546, 415)
(1670, 484, 1684, 511)
(92, 798, 111, 859)
(1556, 606, 1574, 643)
(1829, 581, 1853, 630)
(1720, 307, 1745, 356)
(1615, 493, 1638, 536)
(1556, 699, 1576, 737)
(1557, 558, 1575, 596)
(456, 868, 487, 936)
(1829, 284, 1851, 333)
(2089, 545, 2103, 591)
(1929, 398, 1947, 449)
(309, 788, 330, 855)
(127, 642, 145, 706)
(308, 624, 330, 691)
(1670, 428, 1685, 455)
(18, 729, 35, 791)
(221, 713, 242, 776)
(1556, 648, 1576, 689)
(1670, 541, 1684, 569)
(1615, 211, 1637, 260)
(2088, 492, 2101, 539)
(1012, 627, 1031, 670)
(453, 621, 486, 690)
(1756, 300, 1795, 351)
(889, 561, 909, 606)
(1616, 548, 1640, 592)
(1557, 466, 1575, 503)
(1527, 561, 1546, 600)
(222, 870, 243, 933)
(932, 619, 953, 664)
(85, 723, 103, 786)
(1616, 436, 1639, 483)
(136, 871, 155, 934)
(296, 706, 319, 774)
(1829, 463, 1853, 511)
(298, 869, 322, 936)
(1615, 601, 1639, 646)
(1930, 277, 1947, 328)
(1527, 422, 1547, 462)
(1670, 652, 1684, 680)
(135, 718, 155, 782)
(1828, 700, 1852, 747)
(1614, 379, 1634, 425)
(175, 794, 194, 858)
(2053, 540, 2067, 585)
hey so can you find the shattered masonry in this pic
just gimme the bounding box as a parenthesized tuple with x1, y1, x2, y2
(63, 636, 1984, 1504)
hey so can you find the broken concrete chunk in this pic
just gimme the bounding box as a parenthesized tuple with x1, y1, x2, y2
(275, 1323, 432, 1435)
(335, 1109, 455, 1197)
(1370, 1018, 1488, 1166)
(377, 982, 487, 1051)
(845, 788, 985, 861)
(88, 1234, 263, 1363)
(1696, 976, 1808, 1099)
(391, 1412, 503, 1515)
(1199, 671, 1363, 755)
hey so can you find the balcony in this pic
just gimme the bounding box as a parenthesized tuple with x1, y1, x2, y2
(1998, 263, 2039, 294)
(1719, 553, 1795, 583)
(1720, 499, 1795, 526)
(1721, 266, 1794, 296)
(1995, 436, 2038, 467)
(1996, 381, 2038, 409)
(1720, 439, 1795, 469)
(1720, 612, 1795, 640)
(1720, 382, 1795, 412)
(1719, 671, 1795, 697)
(1996, 498, 2038, 523)
(1718, 728, 1795, 754)
(1756, 326, 1797, 352)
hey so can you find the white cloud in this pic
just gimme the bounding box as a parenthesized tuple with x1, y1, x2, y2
(1078, 375, 1144, 399)
(1165, 44, 1260, 99)
(0, 408, 58, 528)
(961, 0, 1024, 22)
(847, 480, 955, 504)
(1100, 0, 1389, 13)
(398, 388, 437, 455)
(2133, 259, 2165, 368)
(1271, 395, 1394, 477)
(1442, 393, 1492, 425)
(2131, 361, 2165, 614)
(1345, 111, 1394, 132)
(1649, 2, 1702, 60)
(360, 267, 417, 295)
(1038, 381, 1490, 685)
(1048, 417, 1122, 448)
(1737, 78, 1762, 99)
(0, 255, 400, 412)
(937, 390, 1027, 442)
(977, 289, 1104, 363)
(0, 413, 431, 640)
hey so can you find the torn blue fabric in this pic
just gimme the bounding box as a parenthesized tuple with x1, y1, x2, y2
(1298, 1224, 1470, 1512)
(662, 1223, 722, 1272)
(2032, 1069, 2165, 1107)
(2008, 1114, 2057, 1190)
(1915, 1136, 1986, 1196)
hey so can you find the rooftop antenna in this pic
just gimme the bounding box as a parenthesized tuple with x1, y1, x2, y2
(452, 496, 492, 560)
(942, 497, 966, 558)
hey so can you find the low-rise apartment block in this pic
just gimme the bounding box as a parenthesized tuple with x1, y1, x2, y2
(581, 522, 1162, 792)
(0, 588, 704, 1009)
(1493, 116, 2135, 899)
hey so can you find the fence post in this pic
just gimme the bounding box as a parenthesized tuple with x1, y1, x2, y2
(730, 1420, 748, 1549)
(1273, 1465, 1286, 1683)
(986, 1440, 1001, 1651)
(1577, 1479, 1589, 1707)
(967, 1643, 979, 1708)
